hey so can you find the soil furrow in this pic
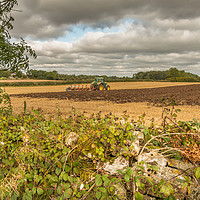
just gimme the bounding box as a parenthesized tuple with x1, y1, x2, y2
(11, 84, 200, 106)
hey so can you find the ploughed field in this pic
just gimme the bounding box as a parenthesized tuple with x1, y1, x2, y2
(11, 84, 200, 106)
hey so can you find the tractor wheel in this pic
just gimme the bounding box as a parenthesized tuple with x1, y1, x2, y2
(99, 84, 104, 91)
(106, 85, 110, 90)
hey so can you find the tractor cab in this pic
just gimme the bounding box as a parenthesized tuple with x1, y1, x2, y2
(95, 77, 104, 83)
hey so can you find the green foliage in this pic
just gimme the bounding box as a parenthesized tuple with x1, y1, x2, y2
(0, 99, 200, 199)
(0, 88, 12, 115)
(167, 76, 200, 82)
(0, 80, 93, 87)
(195, 167, 200, 179)
(0, 0, 36, 72)
(27, 70, 59, 80)
(2, 67, 198, 83)
(26, 69, 135, 83)
(0, 110, 128, 199)
(135, 192, 143, 200)
(133, 67, 200, 82)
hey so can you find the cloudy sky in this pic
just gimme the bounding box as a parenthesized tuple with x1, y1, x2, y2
(11, 0, 200, 77)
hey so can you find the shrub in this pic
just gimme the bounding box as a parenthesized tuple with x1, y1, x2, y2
(0, 95, 200, 199)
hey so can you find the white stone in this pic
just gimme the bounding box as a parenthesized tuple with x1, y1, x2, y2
(120, 118, 125, 125)
(103, 156, 129, 174)
(138, 150, 167, 167)
(87, 153, 92, 158)
(128, 131, 144, 155)
(65, 132, 78, 146)
(133, 131, 144, 140)
(131, 140, 140, 154)
(80, 183, 84, 190)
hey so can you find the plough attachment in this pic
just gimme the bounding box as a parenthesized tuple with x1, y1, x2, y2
(66, 85, 92, 91)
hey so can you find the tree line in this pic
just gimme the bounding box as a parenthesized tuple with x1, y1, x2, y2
(133, 67, 200, 82)
(1, 68, 200, 82)
(26, 69, 127, 81)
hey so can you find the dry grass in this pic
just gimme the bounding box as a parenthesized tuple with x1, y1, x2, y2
(10, 97, 200, 125)
(4, 85, 68, 94)
(5, 81, 200, 123)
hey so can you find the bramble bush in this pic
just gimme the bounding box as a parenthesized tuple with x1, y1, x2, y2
(0, 88, 12, 115)
(0, 91, 200, 200)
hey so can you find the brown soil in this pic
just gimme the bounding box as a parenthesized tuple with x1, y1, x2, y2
(11, 84, 200, 106)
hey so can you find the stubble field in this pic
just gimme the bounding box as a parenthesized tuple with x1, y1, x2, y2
(4, 81, 200, 124)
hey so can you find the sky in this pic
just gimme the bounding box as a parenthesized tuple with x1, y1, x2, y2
(11, 0, 200, 77)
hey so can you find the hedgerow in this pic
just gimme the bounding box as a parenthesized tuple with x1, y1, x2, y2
(0, 80, 91, 87)
(0, 90, 200, 200)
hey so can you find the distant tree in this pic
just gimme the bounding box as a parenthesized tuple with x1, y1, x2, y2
(27, 69, 46, 79)
(166, 68, 181, 78)
(146, 71, 167, 80)
(133, 72, 147, 79)
(46, 70, 58, 80)
(133, 67, 200, 82)
(27, 69, 60, 80)
(0, 0, 36, 73)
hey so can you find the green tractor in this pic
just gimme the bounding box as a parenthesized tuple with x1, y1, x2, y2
(90, 77, 110, 91)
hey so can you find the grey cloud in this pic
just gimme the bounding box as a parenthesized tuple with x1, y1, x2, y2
(29, 41, 200, 76)
(12, 0, 200, 39)
(153, 18, 200, 31)
(34, 0, 200, 22)
(10, 0, 200, 76)
(71, 26, 200, 54)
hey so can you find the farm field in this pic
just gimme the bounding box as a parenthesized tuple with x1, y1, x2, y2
(4, 81, 200, 94)
(6, 82, 200, 123)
